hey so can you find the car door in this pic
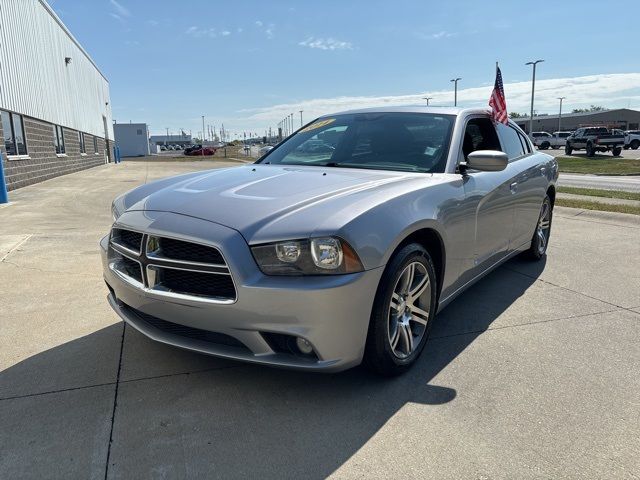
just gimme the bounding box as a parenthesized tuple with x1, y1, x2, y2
(458, 116, 518, 284)
(572, 128, 585, 148)
(496, 123, 547, 249)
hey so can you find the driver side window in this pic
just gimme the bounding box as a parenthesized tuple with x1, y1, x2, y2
(461, 118, 501, 161)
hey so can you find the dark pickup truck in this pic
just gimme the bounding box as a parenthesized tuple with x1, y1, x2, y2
(565, 127, 625, 157)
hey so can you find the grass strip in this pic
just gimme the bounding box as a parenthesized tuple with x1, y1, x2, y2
(557, 187, 640, 201)
(556, 198, 640, 215)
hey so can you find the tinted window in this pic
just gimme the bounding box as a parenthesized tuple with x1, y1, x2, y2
(53, 125, 65, 154)
(496, 123, 525, 160)
(260, 113, 455, 173)
(1, 110, 15, 155)
(12, 114, 27, 155)
(462, 118, 501, 159)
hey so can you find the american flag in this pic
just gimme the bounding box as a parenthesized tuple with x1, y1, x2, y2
(489, 66, 508, 124)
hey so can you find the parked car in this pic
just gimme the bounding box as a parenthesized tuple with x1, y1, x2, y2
(159, 145, 167, 151)
(548, 131, 572, 149)
(104, 106, 557, 375)
(623, 130, 640, 150)
(259, 145, 274, 156)
(174, 145, 183, 150)
(565, 127, 624, 156)
(530, 131, 553, 150)
(183, 144, 202, 155)
(185, 147, 216, 156)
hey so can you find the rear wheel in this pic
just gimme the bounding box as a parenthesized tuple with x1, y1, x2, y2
(524, 195, 553, 261)
(364, 244, 437, 376)
(612, 147, 622, 157)
(565, 143, 573, 155)
(540, 141, 550, 150)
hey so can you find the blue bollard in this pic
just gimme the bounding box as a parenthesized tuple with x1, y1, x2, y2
(0, 151, 8, 204)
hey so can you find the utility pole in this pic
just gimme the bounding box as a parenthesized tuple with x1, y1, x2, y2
(165, 127, 169, 146)
(557, 97, 566, 132)
(450, 78, 461, 106)
(526, 59, 544, 135)
(423, 97, 433, 106)
(299, 110, 303, 127)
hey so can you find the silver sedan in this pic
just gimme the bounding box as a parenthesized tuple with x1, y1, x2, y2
(102, 107, 557, 375)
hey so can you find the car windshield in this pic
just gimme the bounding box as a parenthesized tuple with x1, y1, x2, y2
(257, 112, 455, 173)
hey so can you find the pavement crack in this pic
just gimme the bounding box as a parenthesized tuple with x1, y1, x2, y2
(430, 307, 621, 341)
(104, 322, 126, 480)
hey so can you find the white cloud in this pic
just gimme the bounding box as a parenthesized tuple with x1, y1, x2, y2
(255, 20, 263, 27)
(265, 24, 275, 39)
(298, 37, 353, 51)
(221, 30, 231, 36)
(109, 0, 130, 18)
(146, 19, 159, 27)
(109, 12, 123, 23)
(240, 73, 640, 127)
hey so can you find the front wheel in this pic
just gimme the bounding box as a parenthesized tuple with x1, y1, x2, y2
(364, 244, 437, 376)
(540, 141, 550, 150)
(631, 140, 640, 150)
(612, 147, 622, 157)
(524, 195, 553, 261)
(586, 142, 595, 157)
(565, 143, 573, 155)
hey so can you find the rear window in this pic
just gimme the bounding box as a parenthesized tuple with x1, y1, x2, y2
(259, 112, 455, 173)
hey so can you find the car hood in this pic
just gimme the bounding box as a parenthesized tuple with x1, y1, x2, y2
(125, 164, 440, 242)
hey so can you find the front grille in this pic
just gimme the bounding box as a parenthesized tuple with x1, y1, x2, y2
(156, 237, 225, 264)
(116, 255, 143, 283)
(108, 227, 237, 303)
(112, 228, 143, 253)
(158, 268, 236, 299)
(122, 303, 248, 350)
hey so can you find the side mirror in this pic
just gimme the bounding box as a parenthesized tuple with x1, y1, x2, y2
(465, 150, 508, 172)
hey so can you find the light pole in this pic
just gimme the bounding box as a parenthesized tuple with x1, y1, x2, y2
(450, 78, 461, 106)
(423, 97, 433, 106)
(526, 59, 544, 134)
(299, 110, 303, 127)
(201, 115, 205, 156)
(165, 127, 169, 146)
(557, 97, 566, 132)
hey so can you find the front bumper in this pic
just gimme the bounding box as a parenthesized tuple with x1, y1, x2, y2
(101, 211, 384, 372)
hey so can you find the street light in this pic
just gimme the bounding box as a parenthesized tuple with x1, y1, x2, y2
(299, 110, 303, 127)
(423, 97, 433, 106)
(557, 97, 566, 133)
(450, 78, 461, 106)
(201, 115, 205, 156)
(525, 59, 544, 135)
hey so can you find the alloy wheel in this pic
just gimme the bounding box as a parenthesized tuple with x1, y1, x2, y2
(387, 261, 431, 359)
(536, 199, 551, 255)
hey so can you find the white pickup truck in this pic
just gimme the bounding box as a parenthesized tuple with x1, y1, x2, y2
(623, 130, 640, 150)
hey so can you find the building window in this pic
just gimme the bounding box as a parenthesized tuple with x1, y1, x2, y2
(1, 110, 28, 156)
(93, 136, 98, 153)
(78, 131, 86, 153)
(53, 125, 65, 154)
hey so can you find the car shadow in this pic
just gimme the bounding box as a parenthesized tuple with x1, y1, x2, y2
(1, 256, 546, 479)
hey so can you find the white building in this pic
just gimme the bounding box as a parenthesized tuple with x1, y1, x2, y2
(0, 0, 113, 190)
(114, 123, 150, 157)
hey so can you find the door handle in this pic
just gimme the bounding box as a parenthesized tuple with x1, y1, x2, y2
(510, 182, 518, 194)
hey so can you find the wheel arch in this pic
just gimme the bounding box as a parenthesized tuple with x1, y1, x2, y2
(546, 184, 556, 206)
(390, 227, 446, 303)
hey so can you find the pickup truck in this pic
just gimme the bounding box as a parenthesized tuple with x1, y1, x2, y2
(623, 130, 640, 150)
(530, 131, 553, 149)
(564, 127, 624, 157)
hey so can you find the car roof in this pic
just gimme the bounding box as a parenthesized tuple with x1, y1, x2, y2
(322, 105, 489, 117)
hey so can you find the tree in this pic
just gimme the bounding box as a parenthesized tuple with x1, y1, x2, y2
(509, 112, 527, 119)
(571, 105, 606, 113)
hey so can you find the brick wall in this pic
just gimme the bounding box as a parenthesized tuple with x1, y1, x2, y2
(1, 114, 109, 191)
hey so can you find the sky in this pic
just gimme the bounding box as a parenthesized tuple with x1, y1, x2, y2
(49, 0, 640, 138)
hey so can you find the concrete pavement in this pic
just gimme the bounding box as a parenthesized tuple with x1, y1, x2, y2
(1, 161, 639, 479)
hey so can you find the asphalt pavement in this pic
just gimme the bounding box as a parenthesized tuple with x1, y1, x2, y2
(1, 161, 639, 479)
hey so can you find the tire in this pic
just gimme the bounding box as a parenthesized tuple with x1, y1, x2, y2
(586, 142, 595, 157)
(565, 143, 573, 155)
(631, 140, 640, 150)
(524, 195, 553, 261)
(540, 141, 550, 150)
(364, 243, 437, 376)
(612, 147, 622, 157)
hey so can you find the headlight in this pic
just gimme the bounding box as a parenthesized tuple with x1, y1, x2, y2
(251, 237, 363, 275)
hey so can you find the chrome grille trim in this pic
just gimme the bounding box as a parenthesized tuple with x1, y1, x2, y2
(108, 228, 237, 304)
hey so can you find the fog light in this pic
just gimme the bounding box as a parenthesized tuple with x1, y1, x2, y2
(296, 337, 314, 355)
